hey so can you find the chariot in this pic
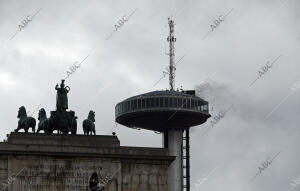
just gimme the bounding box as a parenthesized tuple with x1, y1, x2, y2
(50, 110, 77, 134)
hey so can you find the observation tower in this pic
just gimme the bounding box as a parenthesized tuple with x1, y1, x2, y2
(115, 18, 211, 191)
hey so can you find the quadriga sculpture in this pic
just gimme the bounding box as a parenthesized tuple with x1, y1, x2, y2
(83, 110, 96, 135)
(14, 106, 36, 133)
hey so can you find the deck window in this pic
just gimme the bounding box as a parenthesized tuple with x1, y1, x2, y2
(142, 99, 146, 109)
(160, 98, 164, 107)
(178, 98, 182, 108)
(133, 100, 137, 110)
(155, 98, 159, 107)
(187, 99, 191, 109)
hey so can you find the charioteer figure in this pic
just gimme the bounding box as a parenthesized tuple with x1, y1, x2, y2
(55, 80, 70, 111)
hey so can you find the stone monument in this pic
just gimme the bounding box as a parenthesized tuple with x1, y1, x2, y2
(4, 81, 173, 190)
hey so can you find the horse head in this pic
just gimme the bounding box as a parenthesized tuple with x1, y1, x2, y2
(38, 108, 47, 120)
(88, 110, 95, 122)
(17, 106, 27, 118)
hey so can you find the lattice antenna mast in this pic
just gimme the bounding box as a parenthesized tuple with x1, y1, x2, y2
(167, 18, 176, 91)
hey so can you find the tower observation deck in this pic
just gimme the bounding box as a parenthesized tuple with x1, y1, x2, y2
(116, 90, 210, 131)
(115, 18, 210, 191)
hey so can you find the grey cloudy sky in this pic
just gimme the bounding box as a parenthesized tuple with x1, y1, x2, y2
(0, 0, 300, 190)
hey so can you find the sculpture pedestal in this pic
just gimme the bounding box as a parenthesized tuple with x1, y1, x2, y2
(0, 133, 174, 191)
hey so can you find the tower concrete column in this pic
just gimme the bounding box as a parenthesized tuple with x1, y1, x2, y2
(167, 128, 183, 191)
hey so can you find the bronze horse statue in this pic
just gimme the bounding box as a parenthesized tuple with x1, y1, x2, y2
(83, 110, 96, 135)
(15, 106, 36, 133)
(37, 108, 52, 134)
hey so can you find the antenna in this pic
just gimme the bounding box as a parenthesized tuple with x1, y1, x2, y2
(167, 18, 176, 91)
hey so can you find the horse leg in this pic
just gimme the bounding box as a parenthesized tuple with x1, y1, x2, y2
(84, 127, 87, 135)
(24, 120, 28, 133)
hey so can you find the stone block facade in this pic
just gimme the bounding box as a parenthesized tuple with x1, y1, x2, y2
(0, 133, 174, 191)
